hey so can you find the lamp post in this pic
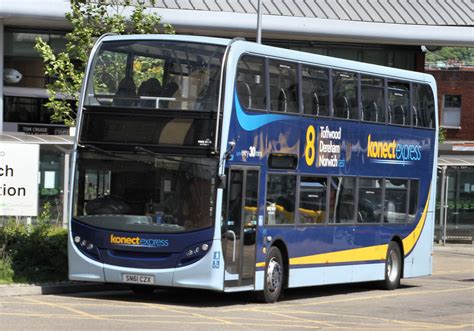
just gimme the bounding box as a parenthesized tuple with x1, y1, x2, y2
(256, 0, 262, 44)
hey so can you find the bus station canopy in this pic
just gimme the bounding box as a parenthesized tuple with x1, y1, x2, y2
(0, 132, 73, 145)
(438, 155, 474, 167)
(1, 0, 472, 47)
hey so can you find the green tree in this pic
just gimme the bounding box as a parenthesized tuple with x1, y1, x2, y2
(425, 47, 474, 65)
(35, 0, 174, 126)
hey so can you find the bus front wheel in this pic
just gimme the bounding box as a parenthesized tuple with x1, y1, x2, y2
(380, 241, 402, 290)
(261, 246, 284, 303)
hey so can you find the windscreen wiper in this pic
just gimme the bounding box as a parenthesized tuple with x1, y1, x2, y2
(78, 144, 152, 164)
(134, 146, 183, 163)
(134, 146, 211, 168)
(78, 143, 119, 157)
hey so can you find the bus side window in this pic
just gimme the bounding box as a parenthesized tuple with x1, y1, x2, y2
(269, 60, 299, 113)
(388, 81, 409, 126)
(299, 177, 327, 224)
(413, 84, 435, 128)
(408, 180, 419, 222)
(302, 66, 329, 117)
(384, 179, 408, 223)
(361, 75, 385, 123)
(357, 178, 383, 223)
(333, 71, 358, 120)
(329, 177, 356, 224)
(266, 175, 296, 225)
(236, 55, 266, 110)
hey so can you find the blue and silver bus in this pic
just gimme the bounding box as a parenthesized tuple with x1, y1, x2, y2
(69, 34, 437, 302)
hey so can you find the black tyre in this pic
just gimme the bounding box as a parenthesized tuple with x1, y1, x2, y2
(380, 241, 402, 290)
(130, 285, 156, 295)
(260, 246, 284, 303)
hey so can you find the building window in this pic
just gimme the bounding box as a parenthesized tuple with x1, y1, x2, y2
(4, 29, 67, 88)
(442, 95, 462, 128)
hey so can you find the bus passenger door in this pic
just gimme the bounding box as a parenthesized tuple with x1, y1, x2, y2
(223, 167, 259, 288)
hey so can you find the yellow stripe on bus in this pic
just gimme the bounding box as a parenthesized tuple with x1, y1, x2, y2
(256, 190, 430, 268)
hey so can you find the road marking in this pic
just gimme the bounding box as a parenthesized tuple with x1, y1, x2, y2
(273, 285, 474, 309)
(141, 302, 235, 325)
(433, 269, 473, 275)
(18, 297, 104, 320)
(269, 308, 464, 329)
(0, 312, 83, 319)
(250, 308, 335, 328)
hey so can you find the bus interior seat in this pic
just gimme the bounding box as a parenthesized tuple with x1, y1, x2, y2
(313, 92, 320, 116)
(392, 105, 406, 125)
(362, 100, 379, 122)
(162, 81, 179, 108)
(138, 78, 162, 107)
(237, 81, 252, 108)
(412, 105, 419, 126)
(334, 96, 350, 118)
(287, 84, 298, 112)
(276, 196, 294, 212)
(278, 88, 288, 112)
(337, 202, 354, 223)
(114, 77, 137, 107)
(163, 81, 179, 97)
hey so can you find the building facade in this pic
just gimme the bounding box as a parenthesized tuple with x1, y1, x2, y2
(0, 1, 472, 235)
(429, 68, 474, 243)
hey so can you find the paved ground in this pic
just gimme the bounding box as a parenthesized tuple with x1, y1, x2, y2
(0, 245, 472, 330)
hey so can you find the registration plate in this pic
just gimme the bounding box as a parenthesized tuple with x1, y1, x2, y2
(122, 273, 155, 285)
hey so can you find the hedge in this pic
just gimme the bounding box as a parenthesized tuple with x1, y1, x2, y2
(0, 220, 68, 284)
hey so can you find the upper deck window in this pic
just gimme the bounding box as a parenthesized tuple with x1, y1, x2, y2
(333, 71, 358, 120)
(85, 40, 225, 111)
(236, 56, 266, 110)
(361, 75, 385, 123)
(269, 60, 299, 113)
(413, 84, 435, 128)
(302, 66, 329, 117)
(388, 81, 409, 126)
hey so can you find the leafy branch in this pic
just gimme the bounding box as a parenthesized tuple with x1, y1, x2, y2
(35, 0, 174, 126)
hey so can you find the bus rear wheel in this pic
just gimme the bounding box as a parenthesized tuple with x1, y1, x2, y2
(260, 246, 284, 303)
(380, 241, 402, 290)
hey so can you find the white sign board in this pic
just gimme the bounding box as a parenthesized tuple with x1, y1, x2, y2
(0, 143, 39, 216)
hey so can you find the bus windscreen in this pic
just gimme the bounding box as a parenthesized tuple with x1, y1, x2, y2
(73, 149, 217, 233)
(85, 40, 225, 112)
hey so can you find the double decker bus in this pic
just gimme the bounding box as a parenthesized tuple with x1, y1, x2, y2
(69, 34, 437, 302)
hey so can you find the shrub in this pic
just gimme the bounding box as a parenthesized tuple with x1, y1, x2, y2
(0, 220, 68, 284)
(0, 256, 14, 284)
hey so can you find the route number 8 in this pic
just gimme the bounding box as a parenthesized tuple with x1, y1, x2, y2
(305, 125, 316, 166)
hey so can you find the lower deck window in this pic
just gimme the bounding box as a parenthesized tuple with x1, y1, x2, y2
(264, 174, 420, 226)
(358, 178, 383, 223)
(266, 175, 296, 225)
(299, 177, 327, 224)
(329, 177, 356, 224)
